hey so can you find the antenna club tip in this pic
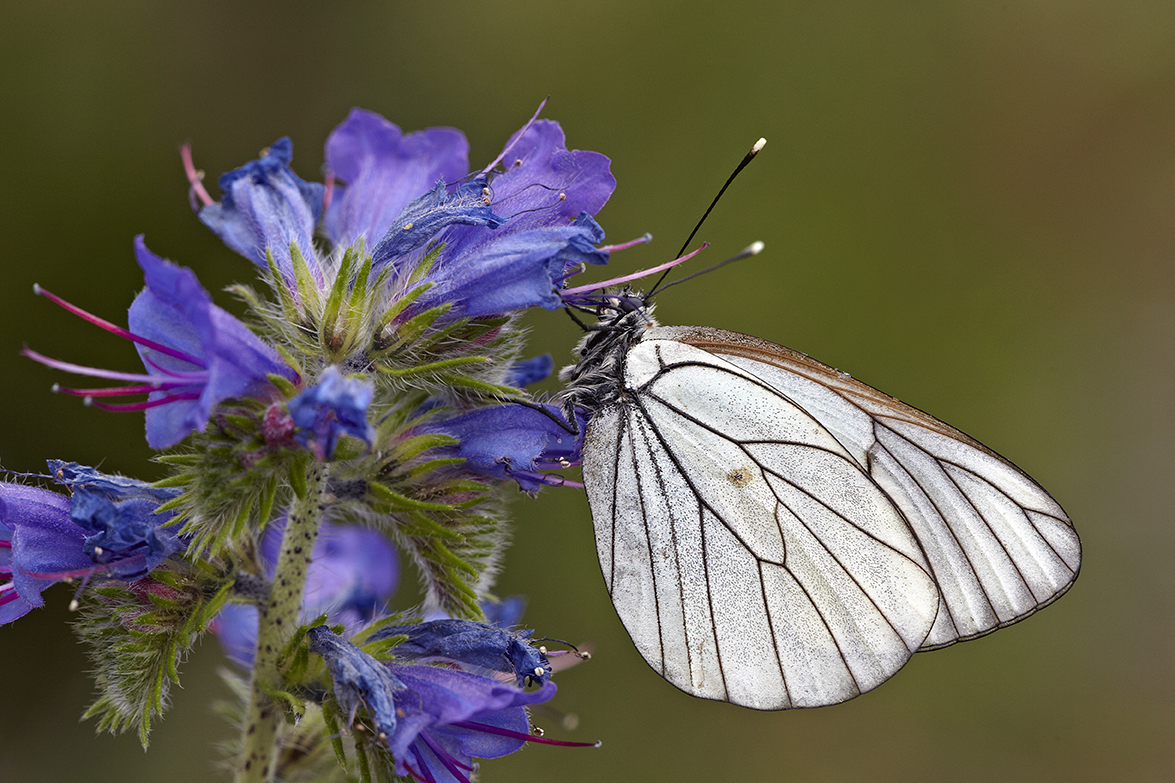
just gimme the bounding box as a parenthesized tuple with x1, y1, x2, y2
(751, 138, 767, 155)
(748, 241, 765, 255)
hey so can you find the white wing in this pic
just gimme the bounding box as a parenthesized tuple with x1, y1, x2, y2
(582, 339, 941, 709)
(652, 325, 1081, 650)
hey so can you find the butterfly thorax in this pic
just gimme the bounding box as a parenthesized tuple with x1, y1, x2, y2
(558, 290, 658, 419)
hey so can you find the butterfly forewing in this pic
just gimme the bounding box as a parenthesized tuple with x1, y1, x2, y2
(653, 325, 1081, 650)
(583, 338, 943, 709)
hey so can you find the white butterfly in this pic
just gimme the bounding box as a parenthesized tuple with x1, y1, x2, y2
(560, 294, 1080, 710)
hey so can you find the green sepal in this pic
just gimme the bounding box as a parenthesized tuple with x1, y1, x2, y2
(367, 482, 462, 511)
(320, 244, 357, 348)
(386, 432, 458, 464)
(372, 303, 451, 357)
(77, 564, 232, 748)
(153, 453, 201, 467)
(257, 474, 279, 533)
(268, 372, 299, 398)
(289, 457, 309, 499)
(374, 281, 432, 335)
(374, 354, 490, 378)
(222, 413, 257, 432)
(152, 474, 195, 488)
(394, 513, 466, 541)
(321, 702, 350, 770)
(288, 243, 322, 315)
(406, 457, 467, 478)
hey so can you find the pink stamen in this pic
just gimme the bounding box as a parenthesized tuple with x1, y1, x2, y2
(419, 731, 473, 783)
(599, 232, 653, 253)
(31, 286, 207, 367)
(453, 720, 600, 748)
(404, 754, 438, 783)
(560, 243, 708, 297)
(0, 588, 21, 608)
(323, 171, 335, 213)
(54, 382, 181, 398)
(181, 143, 215, 208)
(481, 97, 549, 175)
(88, 390, 201, 412)
(140, 354, 210, 380)
(24, 564, 105, 581)
(21, 348, 168, 384)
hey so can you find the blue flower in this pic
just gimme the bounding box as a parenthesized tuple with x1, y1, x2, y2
(287, 367, 376, 461)
(504, 354, 554, 388)
(0, 463, 183, 624)
(24, 236, 298, 448)
(308, 626, 591, 783)
(372, 619, 552, 687)
(0, 483, 85, 624)
(392, 116, 616, 321)
(195, 108, 616, 321)
(211, 520, 398, 667)
(49, 461, 183, 579)
(197, 137, 325, 281)
(417, 404, 585, 492)
(322, 108, 471, 253)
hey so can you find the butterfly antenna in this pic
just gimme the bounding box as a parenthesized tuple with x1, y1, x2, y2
(650, 240, 765, 297)
(648, 136, 767, 294)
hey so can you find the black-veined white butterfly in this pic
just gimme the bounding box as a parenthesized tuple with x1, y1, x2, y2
(558, 284, 1081, 711)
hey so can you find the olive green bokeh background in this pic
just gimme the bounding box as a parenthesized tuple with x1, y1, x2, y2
(2, 2, 1171, 781)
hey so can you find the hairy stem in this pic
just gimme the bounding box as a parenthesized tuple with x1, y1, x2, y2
(237, 463, 328, 783)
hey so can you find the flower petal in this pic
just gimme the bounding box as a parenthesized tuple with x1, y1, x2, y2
(198, 137, 324, 277)
(374, 619, 551, 686)
(414, 215, 608, 318)
(0, 483, 86, 614)
(324, 109, 470, 250)
(288, 367, 376, 461)
(370, 178, 506, 271)
(49, 461, 183, 578)
(130, 237, 296, 448)
(420, 405, 583, 491)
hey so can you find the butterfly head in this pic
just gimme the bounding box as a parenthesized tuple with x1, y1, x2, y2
(557, 287, 658, 418)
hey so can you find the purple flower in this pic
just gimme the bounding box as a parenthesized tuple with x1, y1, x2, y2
(24, 237, 298, 449)
(197, 137, 325, 280)
(504, 354, 554, 388)
(48, 461, 183, 578)
(193, 108, 617, 321)
(0, 484, 83, 624)
(323, 108, 471, 253)
(287, 367, 376, 461)
(0, 463, 182, 624)
(210, 521, 398, 667)
(372, 619, 552, 687)
(308, 626, 592, 783)
(417, 404, 585, 492)
(397, 116, 616, 320)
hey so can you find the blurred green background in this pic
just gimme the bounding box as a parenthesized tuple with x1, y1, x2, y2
(1, 1, 1171, 781)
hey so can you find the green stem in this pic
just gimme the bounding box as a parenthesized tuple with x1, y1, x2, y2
(236, 463, 328, 783)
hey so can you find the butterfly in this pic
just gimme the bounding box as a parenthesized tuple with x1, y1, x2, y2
(558, 290, 1081, 710)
